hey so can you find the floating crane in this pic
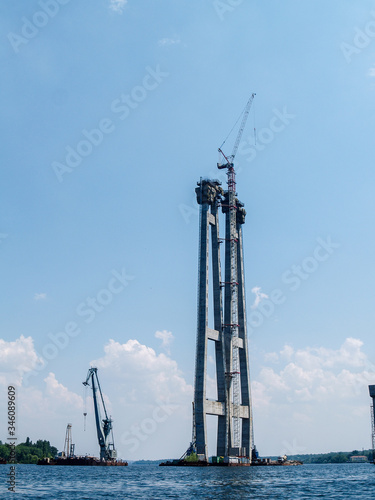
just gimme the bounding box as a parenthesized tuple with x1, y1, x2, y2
(83, 367, 117, 461)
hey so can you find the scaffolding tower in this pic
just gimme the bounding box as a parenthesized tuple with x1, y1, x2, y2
(63, 423, 75, 458)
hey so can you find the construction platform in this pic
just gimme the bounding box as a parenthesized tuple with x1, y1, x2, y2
(159, 456, 302, 467)
(37, 456, 128, 466)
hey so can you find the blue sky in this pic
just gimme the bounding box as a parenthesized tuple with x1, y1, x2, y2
(1, 0, 375, 460)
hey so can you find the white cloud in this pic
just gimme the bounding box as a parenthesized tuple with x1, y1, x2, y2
(250, 286, 268, 309)
(155, 329, 174, 354)
(0, 335, 193, 459)
(251, 380, 271, 408)
(92, 338, 192, 405)
(264, 352, 278, 363)
(292, 411, 313, 423)
(44, 372, 83, 408)
(253, 337, 375, 454)
(256, 337, 372, 405)
(295, 337, 366, 370)
(0, 335, 43, 385)
(109, 0, 127, 13)
(369, 67, 375, 77)
(158, 37, 180, 47)
(258, 366, 289, 392)
(280, 345, 294, 359)
(0, 370, 84, 453)
(0, 335, 87, 451)
(34, 293, 47, 300)
(19, 373, 83, 422)
(90, 338, 193, 459)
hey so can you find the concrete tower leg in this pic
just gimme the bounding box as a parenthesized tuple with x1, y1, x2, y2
(211, 203, 226, 457)
(194, 200, 209, 459)
(237, 217, 252, 460)
(193, 179, 224, 462)
(223, 202, 234, 455)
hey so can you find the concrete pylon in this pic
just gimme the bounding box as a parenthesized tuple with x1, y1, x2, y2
(193, 177, 253, 463)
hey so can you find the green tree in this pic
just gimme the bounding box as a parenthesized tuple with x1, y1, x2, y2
(0, 444, 10, 460)
(14, 439, 58, 463)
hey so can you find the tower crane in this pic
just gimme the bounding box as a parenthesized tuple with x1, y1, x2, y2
(83, 367, 117, 461)
(217, 92, 255, 455)
(217, 92, 256, 188)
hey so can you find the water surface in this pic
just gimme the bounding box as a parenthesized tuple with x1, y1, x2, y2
(0, 463, 374, 499)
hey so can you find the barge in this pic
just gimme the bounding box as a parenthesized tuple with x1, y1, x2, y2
(37, 456, 127, 466)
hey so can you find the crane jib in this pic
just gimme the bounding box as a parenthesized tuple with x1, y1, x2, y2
(218, 93, 256, 168)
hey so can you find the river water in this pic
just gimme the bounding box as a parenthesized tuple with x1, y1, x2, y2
(0, 463, 374, 499)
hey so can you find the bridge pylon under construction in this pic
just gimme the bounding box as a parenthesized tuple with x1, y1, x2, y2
(192, 172, 254, 464)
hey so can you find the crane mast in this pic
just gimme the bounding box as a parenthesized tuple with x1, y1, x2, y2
(83, 367, 117, 461)
(218, 92, 255, 457)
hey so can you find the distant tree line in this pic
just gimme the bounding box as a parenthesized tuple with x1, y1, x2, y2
(288, 449, 374, 464)
(0, 438, 57, 464)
